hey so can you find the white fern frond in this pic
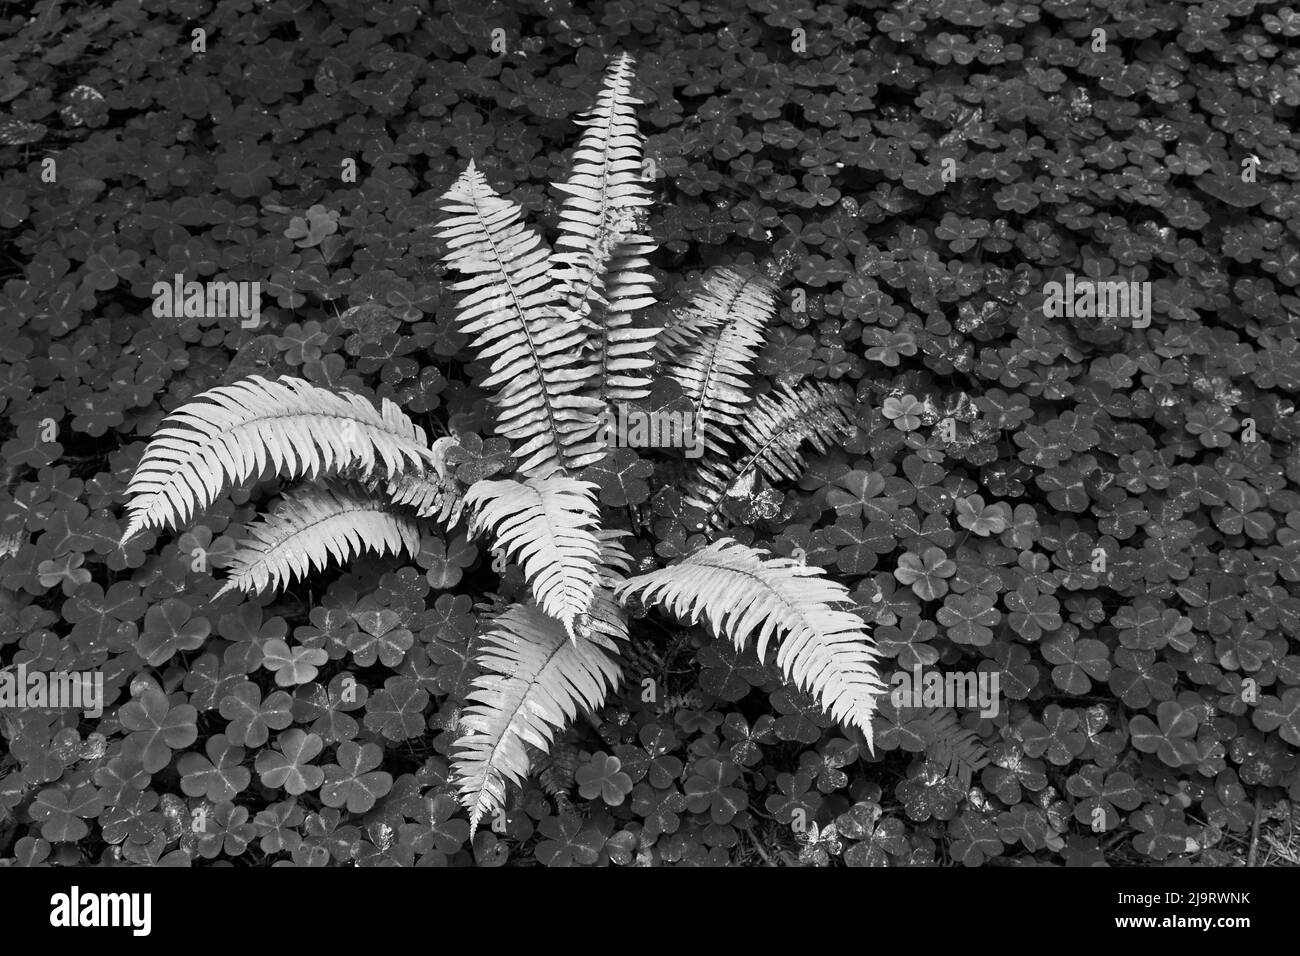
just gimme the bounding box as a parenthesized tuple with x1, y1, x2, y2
(584, 236, 660, 408)
(121, 375, 435, 542)
(463, 476, 602, 634)
(613, 538, 883, 746)
(661, 266, 777, 456)
(654, 265, 753, 357)
(553, 52, 653, 329)
(454, 601, 622, 833)
(371, 436, 464, 526)
(687, 381, 855, 527)
(215, 483, 421, 597)
(379, 471, 464, 527)
(438, 163, 604, 477)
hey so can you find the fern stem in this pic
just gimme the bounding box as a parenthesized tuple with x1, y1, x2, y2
(744, 822, 777, 866)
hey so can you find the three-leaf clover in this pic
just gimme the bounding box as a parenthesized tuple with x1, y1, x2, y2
(119, 688, 199, 773)
(255, 730, 326, 795)
(177, 734, 252, 802)
(576, 752, 635, 806)
(321, 741, 393, 813)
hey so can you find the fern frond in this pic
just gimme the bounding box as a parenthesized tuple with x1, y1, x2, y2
(661, 266, 776, 456)
(438, 162, 603, 477)
(553, 52, 652, 329)
(371, 436, 464, 526)
(919, 708, 989, 788)
(584, 236, 660, 407)
(463, 476, 602, 635)
(586, 583, 631, 644)
(379, 471, 464, 527)
(454, 601, 622, 833)
(686, 381, 855, 528)
(215, 483, 421, 597)
(596, 527, 634, 578)
(121, 375, 435, 542)
(654, 265, 755, 358)
(614, 538, 883, 746)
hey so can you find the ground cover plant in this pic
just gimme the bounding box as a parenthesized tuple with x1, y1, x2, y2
(1, 0, 1299, 868)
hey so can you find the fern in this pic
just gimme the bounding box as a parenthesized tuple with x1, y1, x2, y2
(596, 526, 634, 578)
(655, 264, 753, 357)
(379, 471, 463, 526)
(463, 476, 602, 636)
(614, 538, 884, 746)
(439, 55, 660, 468)
(370, 436, 464, 526)
(553, 52, 652, 329)
(379, 471, 464, 527)
(661, 265, 777, 456)
(583, 235, 660, 406)
(918, 708, 989, 788)
(116, 54, 893, 833)
(554, 54, 661, 406)
(454, 599, 624, 833)
(686, 381, 855, 528)
(122, 375, 435, 542)
(437, 163, 604, 477)
(215, 483, 422, 597)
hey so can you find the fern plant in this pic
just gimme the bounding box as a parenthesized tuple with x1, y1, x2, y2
(120, 53, 883, 833)
(917, 708, 990, 788)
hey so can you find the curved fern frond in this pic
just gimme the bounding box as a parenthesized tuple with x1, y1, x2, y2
(686, 380, 855, 528)
(438, 163, 603, 477)
(454, 601, 623, 833)
(661, 266, 776, 456)
(463, 476, 602, 635)
(554, 52, 652, 329)
(122, 375, 435, 542)
(614, 538, 883, 746)
(214, 483, 421, 597)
